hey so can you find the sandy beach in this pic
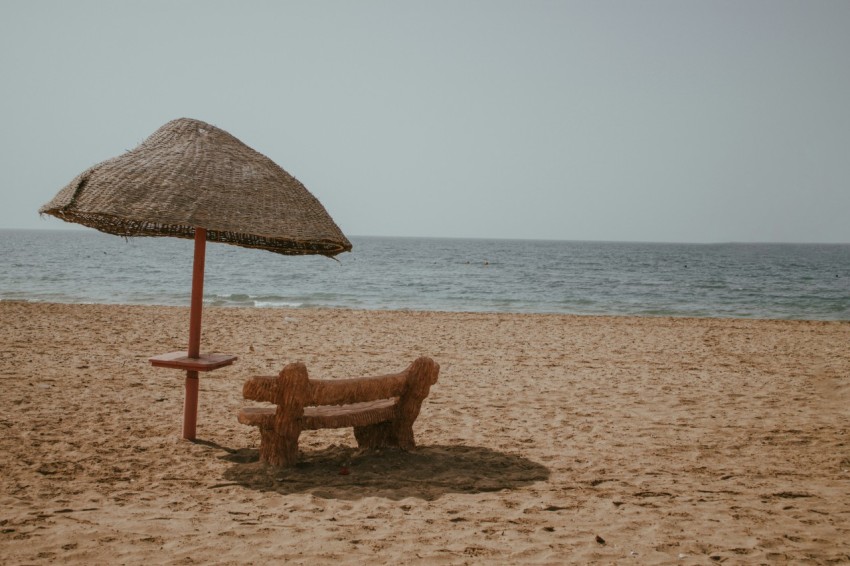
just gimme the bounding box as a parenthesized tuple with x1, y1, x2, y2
(1, 301, 848, 564)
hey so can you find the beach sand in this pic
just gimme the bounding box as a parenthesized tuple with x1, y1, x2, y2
(1, 301, 848, 564)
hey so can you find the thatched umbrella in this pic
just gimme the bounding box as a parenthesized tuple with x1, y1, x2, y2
(40, 117, 351, 440)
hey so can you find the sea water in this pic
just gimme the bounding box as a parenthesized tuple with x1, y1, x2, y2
(1, 229, 848, 320)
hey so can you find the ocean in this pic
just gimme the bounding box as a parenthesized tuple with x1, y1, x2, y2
(1, 229, 849, 320)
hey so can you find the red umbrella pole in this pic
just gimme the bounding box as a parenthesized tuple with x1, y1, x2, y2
(183, 227, 207, 440)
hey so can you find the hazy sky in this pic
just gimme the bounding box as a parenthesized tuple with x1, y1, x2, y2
(2, 1, 848, 243)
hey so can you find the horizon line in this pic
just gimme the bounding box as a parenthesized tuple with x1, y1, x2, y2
(2, 226, 849, 247)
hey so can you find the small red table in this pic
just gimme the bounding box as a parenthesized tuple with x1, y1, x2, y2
(150, 351, 238, 439)
(150, 351, 238, 372)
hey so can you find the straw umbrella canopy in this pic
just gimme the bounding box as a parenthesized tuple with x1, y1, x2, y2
(40, 117, 352, 439)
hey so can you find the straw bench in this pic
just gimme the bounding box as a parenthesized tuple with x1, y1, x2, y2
(238, 356, 440, 467)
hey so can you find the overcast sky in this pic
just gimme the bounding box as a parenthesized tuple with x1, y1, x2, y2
(2, 1, 848, 243)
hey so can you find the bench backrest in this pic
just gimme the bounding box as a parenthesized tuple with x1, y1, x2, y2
(243, 356, 439, 408)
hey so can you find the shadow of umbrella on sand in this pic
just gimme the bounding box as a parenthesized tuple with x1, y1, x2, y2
(40, 117, 351, 440)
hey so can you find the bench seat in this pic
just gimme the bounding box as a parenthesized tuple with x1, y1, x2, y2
(238, 398, 398, 430)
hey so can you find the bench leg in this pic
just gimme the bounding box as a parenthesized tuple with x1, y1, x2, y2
(390, 420, 416, 451)
(383, 356, 437, 451)
(257, 426, 276, 463)
(258, 425, 300, 468)
(353, 421, 416, 451)
(354, 422, 397, 450)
